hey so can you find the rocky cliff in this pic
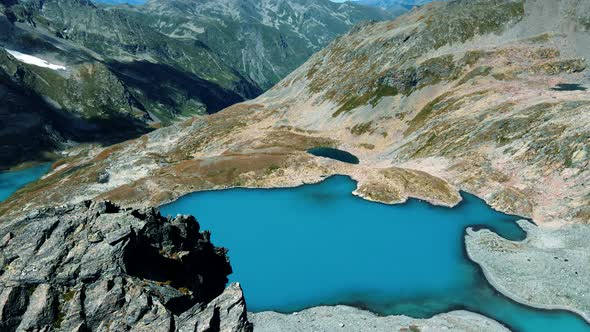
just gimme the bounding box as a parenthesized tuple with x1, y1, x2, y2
(0, 201, 252, 331)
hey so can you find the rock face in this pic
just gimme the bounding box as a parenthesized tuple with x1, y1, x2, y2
(0, 201, 252, 332)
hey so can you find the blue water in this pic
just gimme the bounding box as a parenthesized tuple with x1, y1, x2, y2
(94, 0, 146, 5)
(0, 164, 51, 203)
(161, 176, 590, 332)
(307, 147, 360, 164)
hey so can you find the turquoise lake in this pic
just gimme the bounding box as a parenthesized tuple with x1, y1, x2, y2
(0, 164, 51, 203)
(161, 175, 590, 332)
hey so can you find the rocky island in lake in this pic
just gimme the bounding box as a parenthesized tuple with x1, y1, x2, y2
(0, 0, 589, 331)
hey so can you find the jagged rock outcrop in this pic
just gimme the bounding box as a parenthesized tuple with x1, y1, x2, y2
(0, 201, 252, 332)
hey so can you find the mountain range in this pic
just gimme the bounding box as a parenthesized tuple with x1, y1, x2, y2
(1, 0, 590, 331)
(5, 0, 588, 225)
(0, 0, 392, 169)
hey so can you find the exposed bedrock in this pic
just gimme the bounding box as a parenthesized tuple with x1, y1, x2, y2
(0, 201, 252, 332)
(466, 220, 590, 323)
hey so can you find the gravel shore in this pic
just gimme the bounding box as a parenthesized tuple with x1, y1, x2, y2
(251, 306, 509, 332)
(465, 220, 590, 323)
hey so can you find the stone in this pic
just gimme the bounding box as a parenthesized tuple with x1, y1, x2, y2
(97, 172, 110, 184)
(0, 201, 251, 332)
(0, 232, 13, 248)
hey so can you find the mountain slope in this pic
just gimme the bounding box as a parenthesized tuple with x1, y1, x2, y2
(0, 0, 391, 169)
(122, 0, 393, 89)
(2, 0, 589, 328)
(2, 0, 261, 120)
(0, 48, 153, 168)
(2, 0, 588, 224)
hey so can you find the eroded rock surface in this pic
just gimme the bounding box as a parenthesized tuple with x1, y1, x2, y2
(0, 201, 252, 332)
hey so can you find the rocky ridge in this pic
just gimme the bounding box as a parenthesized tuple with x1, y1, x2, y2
(0, 201, 251, 331)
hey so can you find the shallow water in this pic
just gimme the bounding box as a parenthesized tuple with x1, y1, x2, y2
(307, 147, 360, 164)
(161, 175, 590, 332)
(0, 164, 51, 203)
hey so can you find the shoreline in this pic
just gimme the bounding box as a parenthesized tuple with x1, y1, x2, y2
(1, 160, 54, 172)
(159, 170, 462, 211)
(4, 166, 589, 327)
(250, 306, 510, 332)
(465, 225, 590, 325)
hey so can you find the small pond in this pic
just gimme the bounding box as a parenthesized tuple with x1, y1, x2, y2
(307, 147, 360, 164)
(551, 83, 588, 91)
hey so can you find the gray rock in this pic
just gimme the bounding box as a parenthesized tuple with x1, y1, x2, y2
(97, 172, 110, 184)
(0, 201, 252, 332)
(178, 283, 251, 332)
(251, 306, 510, 332)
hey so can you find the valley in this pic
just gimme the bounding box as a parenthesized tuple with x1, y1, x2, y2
(0, 0, 391, 169)
(0, 0, 589, 331)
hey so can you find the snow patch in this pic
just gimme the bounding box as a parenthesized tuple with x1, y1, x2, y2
(5, 49, 66, 71)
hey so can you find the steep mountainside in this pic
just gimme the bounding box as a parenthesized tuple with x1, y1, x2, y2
(0, 0, 260, 168)
(0, 0, 389, 169)
(0, 48, 151, 168)
(1, 0, 260, 121)
(122, 0, 393, 89)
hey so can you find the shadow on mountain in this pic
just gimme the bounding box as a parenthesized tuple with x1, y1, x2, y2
(0, 16, 98, 65)
(0, 75, 151, 170)
(108, 60, 262, 116)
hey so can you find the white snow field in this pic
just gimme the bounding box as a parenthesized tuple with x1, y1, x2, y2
(5, 49, 66, 70)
